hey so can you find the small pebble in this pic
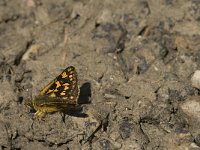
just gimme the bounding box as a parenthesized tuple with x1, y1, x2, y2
(180, 96, 200, 121)
(104, 93, 116, 99)
(191, 70, 200, 89)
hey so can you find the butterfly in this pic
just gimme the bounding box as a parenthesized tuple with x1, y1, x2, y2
(25, 66, 80, 120)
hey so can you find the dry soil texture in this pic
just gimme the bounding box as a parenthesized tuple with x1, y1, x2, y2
(0, 0, 200, 150)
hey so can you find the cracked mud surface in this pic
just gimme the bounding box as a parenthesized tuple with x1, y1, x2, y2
(0, 0, 200, 150)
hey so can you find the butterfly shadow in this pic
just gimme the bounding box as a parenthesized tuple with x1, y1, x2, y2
(61, 82, 91, 121)
(61, 106, 88, 118)
(78, 82, 91, 104)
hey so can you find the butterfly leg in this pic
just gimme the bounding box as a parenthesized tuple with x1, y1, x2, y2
(34, 110, 46, 121)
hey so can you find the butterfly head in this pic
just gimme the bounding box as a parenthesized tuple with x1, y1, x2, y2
(24, 98, 34, 109)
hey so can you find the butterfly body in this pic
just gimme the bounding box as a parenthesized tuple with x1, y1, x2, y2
(26, 66, 80, 120)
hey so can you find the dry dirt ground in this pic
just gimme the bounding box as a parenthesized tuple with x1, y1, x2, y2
(0, 0, 200, 150)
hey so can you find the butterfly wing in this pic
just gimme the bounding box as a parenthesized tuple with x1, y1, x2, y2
(38, 66, 79, 105)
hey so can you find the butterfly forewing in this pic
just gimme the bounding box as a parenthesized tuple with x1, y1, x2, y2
(38, 66, 79, 105)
